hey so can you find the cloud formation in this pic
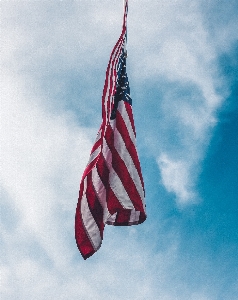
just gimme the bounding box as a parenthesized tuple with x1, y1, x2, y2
(127, 0, 226, 204)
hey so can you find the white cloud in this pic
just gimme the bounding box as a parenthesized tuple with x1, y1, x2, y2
(1, 222, 217, 300)
(158, 153, 196, 205)
(127, 0, 228, 204)
(0, 69, 94, 267)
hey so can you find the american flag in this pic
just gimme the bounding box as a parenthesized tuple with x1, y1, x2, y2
(75, 0, 146, 260)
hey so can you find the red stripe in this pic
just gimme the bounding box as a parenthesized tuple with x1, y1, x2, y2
(78, 180, 84, 201)
(104, 125, 144, 212)
(82, 156, 99, 179)
(86, 172, 104, 237)
(106, 38, 124, 122)
(123, 1, 128, 31)
(124, 102, 136, 137)
(139, 212, 146, 224)
(106, 186, 125, 215)
(102, 36, 122, 102)
(115, 210, 131, 225)
(75, 198, 95, 260)
(95, 153, 109, 188)
(102, 36, 124, 123)
(111, 148, 144, 212)
(90, 138, 101, 154)
(116, 108, 145, 191)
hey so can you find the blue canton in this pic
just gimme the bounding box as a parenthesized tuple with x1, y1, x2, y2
(110, 50, 132, 120)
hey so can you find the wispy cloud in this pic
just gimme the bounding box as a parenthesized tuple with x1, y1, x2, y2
(127, 0, 227, 204)
(0, 69, 93, 267)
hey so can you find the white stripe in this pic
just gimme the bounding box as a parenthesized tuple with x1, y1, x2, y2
(109, 117, 116, 130)
(102, 137, 112, 169)
(114, 127, 144, 202)
(91, 167, 110, 223)
(104, 41, 122, 119)
(109, 168, 134, 209)
(129, 209, 140, 223)
(106, 212, 117, 224)
(102, 135, 135, 210)
(86, 129, 102, 166)
(94, 128, 102, 143)
(104, 39, 124, 121)
(117, 101, 136, 143)
(81, 178, 101, 251)
(87, 147, 100, 166)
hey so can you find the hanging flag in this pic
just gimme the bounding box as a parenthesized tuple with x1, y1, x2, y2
(75, 0, 146, 260)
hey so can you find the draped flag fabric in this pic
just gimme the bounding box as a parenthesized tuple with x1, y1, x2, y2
(75, 0, 146, 260)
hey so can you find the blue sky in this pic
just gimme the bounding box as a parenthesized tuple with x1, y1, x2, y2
(1, 0, 238, 299)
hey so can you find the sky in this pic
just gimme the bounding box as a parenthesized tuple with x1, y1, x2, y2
(0, 0, 238, 299)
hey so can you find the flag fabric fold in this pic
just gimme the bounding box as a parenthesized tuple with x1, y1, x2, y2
(75, 0, 146, 260)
